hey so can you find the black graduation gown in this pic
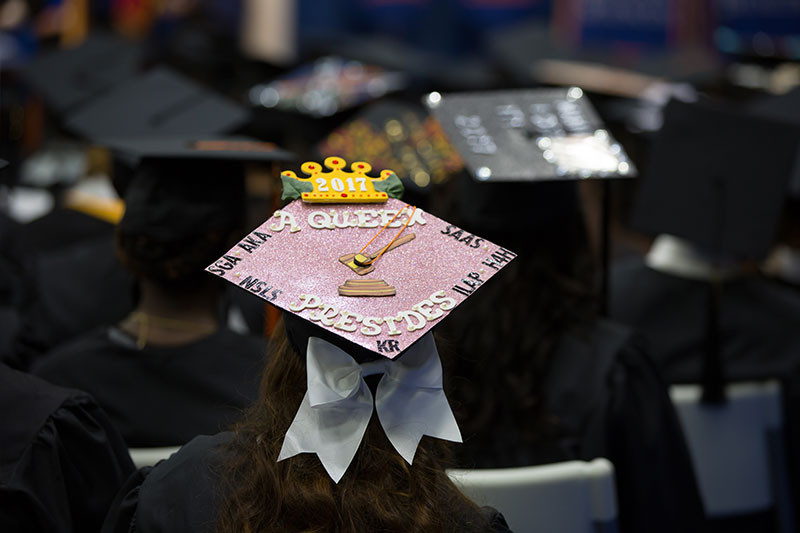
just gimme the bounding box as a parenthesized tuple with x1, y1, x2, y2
(15, 210, 124, 367)
(609, 257, 800, 383)
(610, 257, 800, 528)
(0, 363, 135, 532)
(101, 432, 513, 533)
(455, 319, 707, 533)
(19, 208, 116, 253)
(13, 231, 265, 369)
(0, 213, 36, 368)
(14, 235, 136, 370)
(32, 326, 267, 446)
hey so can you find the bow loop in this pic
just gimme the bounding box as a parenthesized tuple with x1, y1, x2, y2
(376, 334, 462, 464)
(306, 337, 363, 407)
(383, 333, 444, 389)
(278, 333, 462, 483)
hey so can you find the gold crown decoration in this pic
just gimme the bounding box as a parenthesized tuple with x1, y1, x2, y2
(280, 157, 404, 204)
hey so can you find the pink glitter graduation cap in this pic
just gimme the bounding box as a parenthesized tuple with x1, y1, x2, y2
(207, 157, 516, 359)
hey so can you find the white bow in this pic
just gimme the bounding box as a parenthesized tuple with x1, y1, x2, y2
(277, 332, 462, 483)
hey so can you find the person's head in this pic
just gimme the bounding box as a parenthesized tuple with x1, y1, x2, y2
(216, 316, 493, 533)
(208, 155, 519, 531)
(115, 158, 246, 295)
(632, 99, 799, 264)
(441, 178, 597, 459)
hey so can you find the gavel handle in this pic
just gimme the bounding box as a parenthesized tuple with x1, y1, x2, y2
(372, 232, 416, 258)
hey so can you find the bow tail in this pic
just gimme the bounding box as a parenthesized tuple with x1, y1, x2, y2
(375, 385, 463, 465)
(278, 389, 374, 483)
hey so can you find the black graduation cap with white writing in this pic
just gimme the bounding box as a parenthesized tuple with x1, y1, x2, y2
(315, 100, 464, 194)
(22, 32, 141, 114)
(66, 67, 249, 141)
(427, 88, 636, 182)
(633, 99, 800, 260)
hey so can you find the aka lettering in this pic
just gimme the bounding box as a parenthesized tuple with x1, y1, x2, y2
(236, 231, 271, 253)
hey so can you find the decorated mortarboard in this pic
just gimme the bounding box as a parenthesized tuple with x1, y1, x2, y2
(66, 67, 249, 141)
(426, 88, 636, 182)
(207, 156, 516, 359)
(248, 56, 407, 118)
(315, 100, 463, 193)
(633, 99, 800, 260)
(22, 32, 141, 114)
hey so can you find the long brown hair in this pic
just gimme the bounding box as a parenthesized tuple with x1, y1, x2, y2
(215, 320, 492, 533)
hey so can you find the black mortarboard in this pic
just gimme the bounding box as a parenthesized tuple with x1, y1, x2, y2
(66, 67, 249, 141)
(633, 99, 800, 260)
(748, 87, 800, 130)
(427, 88, 635, 183)
(110, 136, 293, 242)
(315, 100, 463, 195)
(748, 88, 800, 197)
(22, 33, 141, 114)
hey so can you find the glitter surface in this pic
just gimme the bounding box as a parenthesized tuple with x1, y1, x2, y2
(208, 198, 515, 358)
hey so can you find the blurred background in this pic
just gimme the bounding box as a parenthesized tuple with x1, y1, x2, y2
(3, 3, 800, 531)
(2, 0, 799, 256)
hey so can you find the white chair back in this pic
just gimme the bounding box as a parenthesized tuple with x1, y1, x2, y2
(128, 446, 182, 469)
(670, 380, 794, 532)
(448, 458, 618, 533)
